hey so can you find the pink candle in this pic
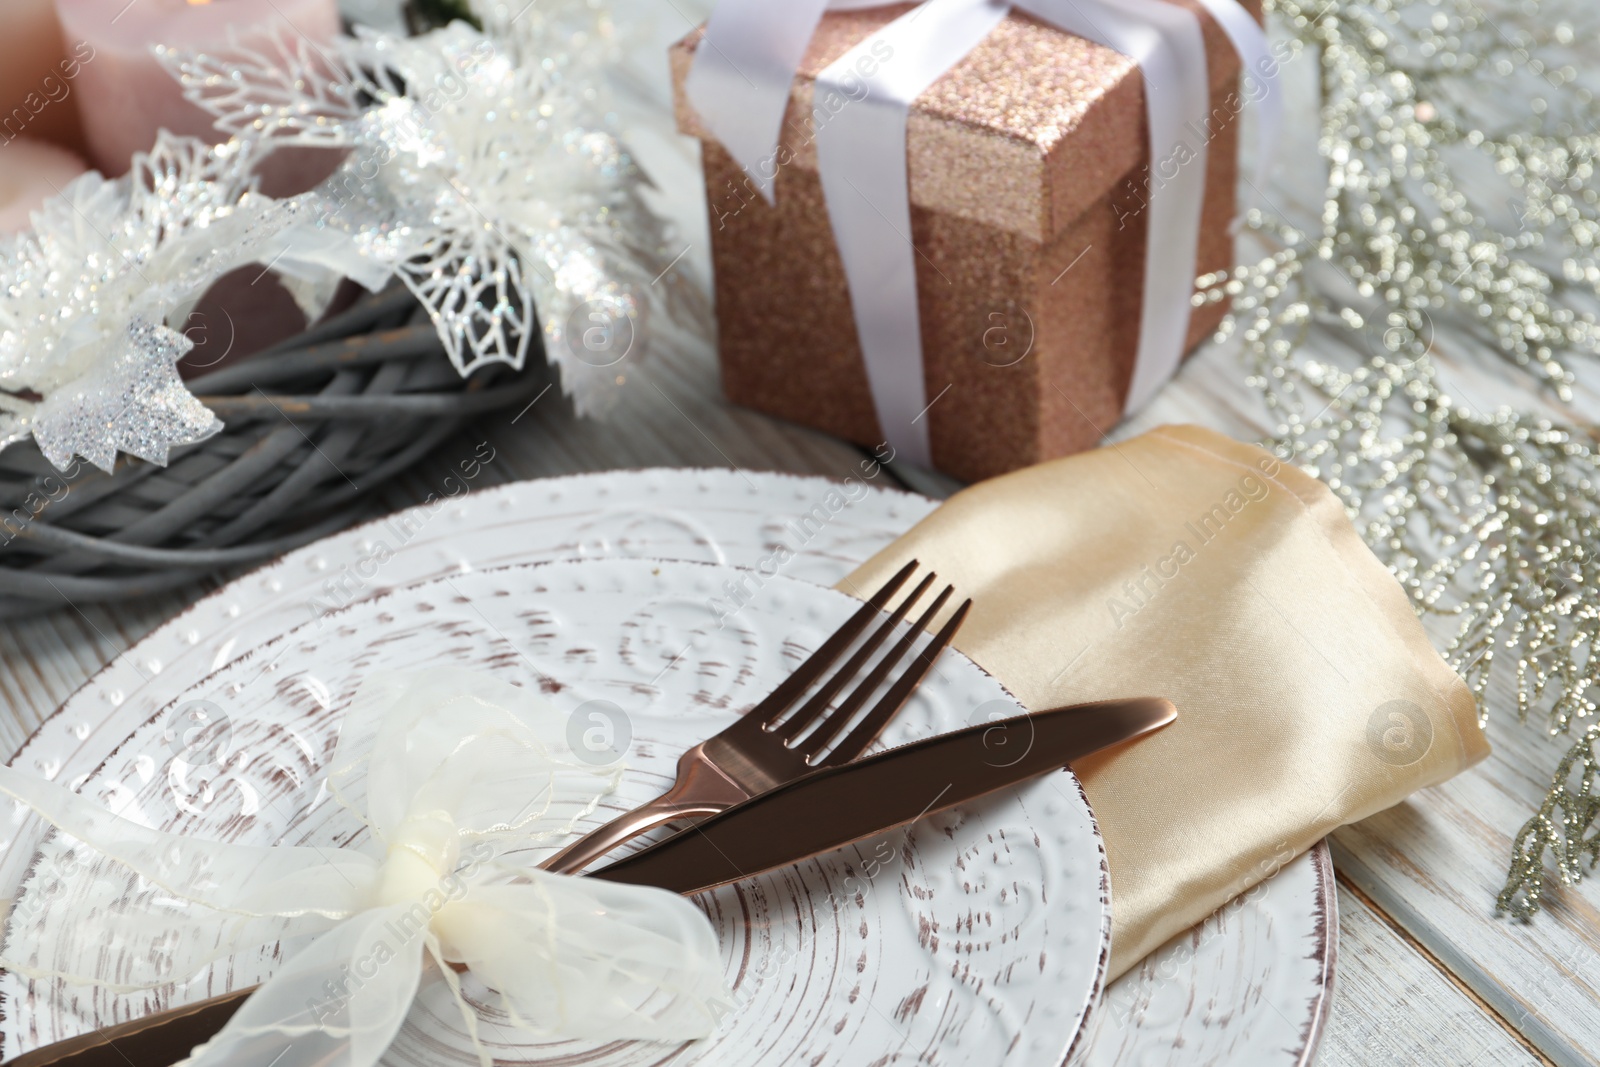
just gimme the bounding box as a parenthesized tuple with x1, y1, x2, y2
(0, 0, 88, 154)
(55, 0, 339, 189)
(0, 138, 88, 234)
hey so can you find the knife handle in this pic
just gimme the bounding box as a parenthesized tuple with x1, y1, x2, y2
(2, 986, 254, 1067)
(6, 793, 722, 1067)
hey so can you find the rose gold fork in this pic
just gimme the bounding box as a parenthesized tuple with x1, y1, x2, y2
(543, 559, 970, 873)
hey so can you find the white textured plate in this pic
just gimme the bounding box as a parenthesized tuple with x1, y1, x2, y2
(1087, 846, 1336, 1067)
(9, 558, 1110, 1065)
(0, 468, 1335, 1064)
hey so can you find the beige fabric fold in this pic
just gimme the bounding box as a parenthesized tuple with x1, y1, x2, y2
(841, 424, 1488, 978)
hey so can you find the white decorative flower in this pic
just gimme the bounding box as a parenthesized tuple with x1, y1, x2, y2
(165, 13, 693, 415)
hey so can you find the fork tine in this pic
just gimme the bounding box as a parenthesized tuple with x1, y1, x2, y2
(770, 570, 938, 742)
(793, 584, 959, 761)
(733, 559, 919, 733)
(811, 596, 972, 767)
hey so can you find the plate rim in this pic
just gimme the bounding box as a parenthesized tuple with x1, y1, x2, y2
(1295, 843, 1339, 1067)
(4, 469, 932, 777)
(3, 470, 928, 780)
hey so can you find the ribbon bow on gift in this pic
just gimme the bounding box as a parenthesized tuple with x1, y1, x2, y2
(686, 0, 1279, 468)
(0, 669, 729, 1067)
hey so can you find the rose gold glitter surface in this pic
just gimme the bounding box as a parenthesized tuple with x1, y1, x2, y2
(675, 0, 1260, 482)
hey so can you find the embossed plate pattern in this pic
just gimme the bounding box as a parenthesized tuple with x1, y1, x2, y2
(9, 559, 1111, 1065)
(0, 468, 1335, 1065)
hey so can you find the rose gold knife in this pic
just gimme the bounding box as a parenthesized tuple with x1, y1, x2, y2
(4, 696, 1174, 1067)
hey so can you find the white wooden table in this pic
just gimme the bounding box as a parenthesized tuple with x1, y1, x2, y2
(1, 2, 1593, 1064)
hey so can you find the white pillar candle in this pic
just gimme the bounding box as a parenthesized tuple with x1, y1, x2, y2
(55, 0, 339, 185)
(0, 0, 88, 154)
(0, 137, 88, 234)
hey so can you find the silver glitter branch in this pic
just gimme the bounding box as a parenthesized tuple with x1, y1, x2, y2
(1501, 723, 1600, 918)
(1218, 0, 1600, 916)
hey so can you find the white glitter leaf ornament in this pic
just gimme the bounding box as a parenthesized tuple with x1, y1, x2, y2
(29, 317, 220, 472)
(0, 134, 349, 472)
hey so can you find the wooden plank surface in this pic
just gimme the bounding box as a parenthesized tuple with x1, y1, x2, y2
(1321, 885, 1547, 1067)
(0, 1, 1595, 1064)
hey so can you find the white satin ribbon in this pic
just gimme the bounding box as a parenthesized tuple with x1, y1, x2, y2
(813, 0, 1011, 468)
(687, 0, 1275, 467)
(0, 670, 730, 1067)
(1189, 0, 1282, 186)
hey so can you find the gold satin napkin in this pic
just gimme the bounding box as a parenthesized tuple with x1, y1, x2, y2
(842, 424, 1489, 978)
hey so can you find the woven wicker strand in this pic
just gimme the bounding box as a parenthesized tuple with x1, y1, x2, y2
(0, 285, 546, 616)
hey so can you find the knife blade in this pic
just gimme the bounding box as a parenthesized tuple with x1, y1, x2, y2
(5, 697, 1173, 1067)
(592, 696, 1175, 895)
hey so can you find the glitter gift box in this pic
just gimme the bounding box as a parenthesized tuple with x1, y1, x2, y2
(671, 1, 1261, 482)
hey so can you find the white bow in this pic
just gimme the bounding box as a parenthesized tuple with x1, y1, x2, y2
(0, 669, 729, 1067)
(686, 0, 1279, 467)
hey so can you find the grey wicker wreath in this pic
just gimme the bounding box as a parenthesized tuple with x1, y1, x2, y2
(0, 285, 543, 616)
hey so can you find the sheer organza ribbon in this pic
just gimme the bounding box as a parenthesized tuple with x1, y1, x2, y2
(685, 0, 1278, 467)
(0, 669, 730, 1067)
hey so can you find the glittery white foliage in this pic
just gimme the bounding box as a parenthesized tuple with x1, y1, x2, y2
(0, 2, 688, 471)
(166, 13, 690, 415)
(0, 135, 343, 471)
